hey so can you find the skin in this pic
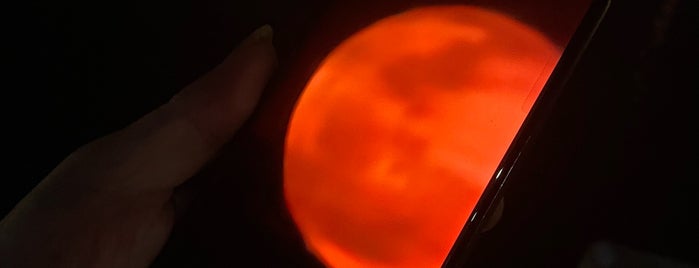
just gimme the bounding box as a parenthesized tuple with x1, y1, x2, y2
(0, 25, 277, 268)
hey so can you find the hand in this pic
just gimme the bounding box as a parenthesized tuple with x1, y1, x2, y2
(0, 25, 276, 267)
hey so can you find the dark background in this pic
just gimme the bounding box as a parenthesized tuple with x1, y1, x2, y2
(4, 0, 697, 267)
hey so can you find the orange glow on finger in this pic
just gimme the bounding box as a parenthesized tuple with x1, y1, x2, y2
(284, 6, 560, 268)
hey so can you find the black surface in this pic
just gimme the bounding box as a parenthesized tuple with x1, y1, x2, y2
(4, 0, 697, 267)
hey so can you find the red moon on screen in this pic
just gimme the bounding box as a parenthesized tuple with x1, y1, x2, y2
(284, 5, 560, 268)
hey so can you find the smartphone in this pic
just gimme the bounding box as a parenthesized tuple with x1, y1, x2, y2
(440, 0, 610, 266)
(279, 0, 610, 267)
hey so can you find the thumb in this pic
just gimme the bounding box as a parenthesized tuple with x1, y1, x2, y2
(0, 25, 276, 268)
(47, 25, 277, 194)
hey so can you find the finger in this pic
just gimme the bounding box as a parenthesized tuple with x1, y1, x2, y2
(48, 25, 277, 193)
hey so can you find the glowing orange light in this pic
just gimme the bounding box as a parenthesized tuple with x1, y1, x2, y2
(284, 5, 560, 268)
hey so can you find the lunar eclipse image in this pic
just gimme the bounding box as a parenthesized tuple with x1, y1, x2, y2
(284, 5, 561, 268)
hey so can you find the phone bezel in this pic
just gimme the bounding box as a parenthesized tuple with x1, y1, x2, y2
(441, 0, 611, 266)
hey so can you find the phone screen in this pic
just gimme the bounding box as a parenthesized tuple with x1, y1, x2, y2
(282, 1, 605, 267)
